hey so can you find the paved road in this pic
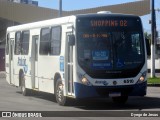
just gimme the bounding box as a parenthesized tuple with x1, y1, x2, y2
(0, 73, 160, 120)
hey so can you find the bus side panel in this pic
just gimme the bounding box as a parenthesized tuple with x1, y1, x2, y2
(15, 56, 31, 88)
(38, 56, 59, 93)
(25, 75, 32, 89)
(38, 79, 53, 93)
(13, 55, 23, 87)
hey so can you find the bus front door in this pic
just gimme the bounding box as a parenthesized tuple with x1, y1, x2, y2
(66, 33, 74, 96)
(31, 35, 39, 89)
(9, 39, 14, 85)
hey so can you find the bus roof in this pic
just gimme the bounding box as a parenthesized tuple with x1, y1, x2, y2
(7, 13, 140, 32)
(76, 13, 139, 19)
(7, 15, 76, 32)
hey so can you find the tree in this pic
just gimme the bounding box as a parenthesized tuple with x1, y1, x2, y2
(144, 32, 151, 45)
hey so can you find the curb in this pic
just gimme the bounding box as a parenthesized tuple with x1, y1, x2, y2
(147, 84, 160, 87)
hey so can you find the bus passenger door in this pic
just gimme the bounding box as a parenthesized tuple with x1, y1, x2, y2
(66, 32, 74, 95)
(31, 35, 39, 89)
(9, 39, 14, 84)
(6, 34, 10, 84)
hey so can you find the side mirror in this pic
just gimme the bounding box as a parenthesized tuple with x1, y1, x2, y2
(68, 35, 75, 46)
(145, 38, 151, 56)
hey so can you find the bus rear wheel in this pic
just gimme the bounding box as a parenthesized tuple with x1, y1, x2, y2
(55, 80, 69, 106)
(112, 96, 128, 104)
(20, 72, 30, 96)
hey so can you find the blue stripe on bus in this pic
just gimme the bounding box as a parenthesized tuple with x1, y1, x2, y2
(60, 56, 64, 72)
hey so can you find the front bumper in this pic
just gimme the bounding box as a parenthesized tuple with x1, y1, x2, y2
(74, 81, 147, 98)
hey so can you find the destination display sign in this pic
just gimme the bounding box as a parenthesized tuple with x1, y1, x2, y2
(91, 20, 128, 27)
(77, 16, 141, 30)
(82, 33, 108, 39)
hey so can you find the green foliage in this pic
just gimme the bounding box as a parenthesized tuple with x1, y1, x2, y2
(144, 32, 151, 44)
(148, 77, 160, 84)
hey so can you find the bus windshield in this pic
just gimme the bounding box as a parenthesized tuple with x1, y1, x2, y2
(76, 15, 145, 78)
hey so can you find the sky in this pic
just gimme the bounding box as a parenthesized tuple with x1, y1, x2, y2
(36, 0, 160, 34)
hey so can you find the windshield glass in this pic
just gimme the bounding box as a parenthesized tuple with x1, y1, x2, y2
(76, 15, 145, 78)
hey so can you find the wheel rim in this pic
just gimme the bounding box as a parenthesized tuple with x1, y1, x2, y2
(56, 84, 63, 102)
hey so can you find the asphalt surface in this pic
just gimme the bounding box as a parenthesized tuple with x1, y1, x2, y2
(0, 72, 160, 120)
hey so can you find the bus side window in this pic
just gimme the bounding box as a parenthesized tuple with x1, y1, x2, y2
(131, 33, 142, 55)
(50, 26, 61, 55)
(21, 31, 30, 55)
(40, 28, 50, 55)
(14, 31, 21, 55)
(6, 33, 9, 55)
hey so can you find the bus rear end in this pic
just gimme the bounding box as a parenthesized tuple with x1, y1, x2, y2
(74, 14, 148, 103)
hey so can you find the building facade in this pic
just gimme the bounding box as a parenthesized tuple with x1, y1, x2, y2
(8, 0, 38, 6)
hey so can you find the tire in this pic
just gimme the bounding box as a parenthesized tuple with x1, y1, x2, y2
(55, 79, 69, 106)
(112, 96, 128, 104)
(20, 72, 30, 96)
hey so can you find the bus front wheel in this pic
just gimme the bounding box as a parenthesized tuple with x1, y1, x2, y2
(55, 80, 69, 106)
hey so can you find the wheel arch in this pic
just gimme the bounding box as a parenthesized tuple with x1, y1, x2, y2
(54, 72, 62, 93)
(19, 69, 24, 86)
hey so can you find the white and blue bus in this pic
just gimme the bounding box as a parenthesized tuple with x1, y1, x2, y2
(5, 13, 150, 105)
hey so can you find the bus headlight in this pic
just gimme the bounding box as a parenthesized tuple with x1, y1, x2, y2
(77, 72, 92, 86)
(81, 77, 92, 86)
(139, 76, 145, 82)
(137, 71, 147, 84)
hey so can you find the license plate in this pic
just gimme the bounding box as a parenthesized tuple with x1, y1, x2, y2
(109, 92, 121, 97)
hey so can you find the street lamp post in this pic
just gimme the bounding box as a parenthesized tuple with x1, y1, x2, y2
(59, 0, 62, 17)
(150, 0, 156, 77)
